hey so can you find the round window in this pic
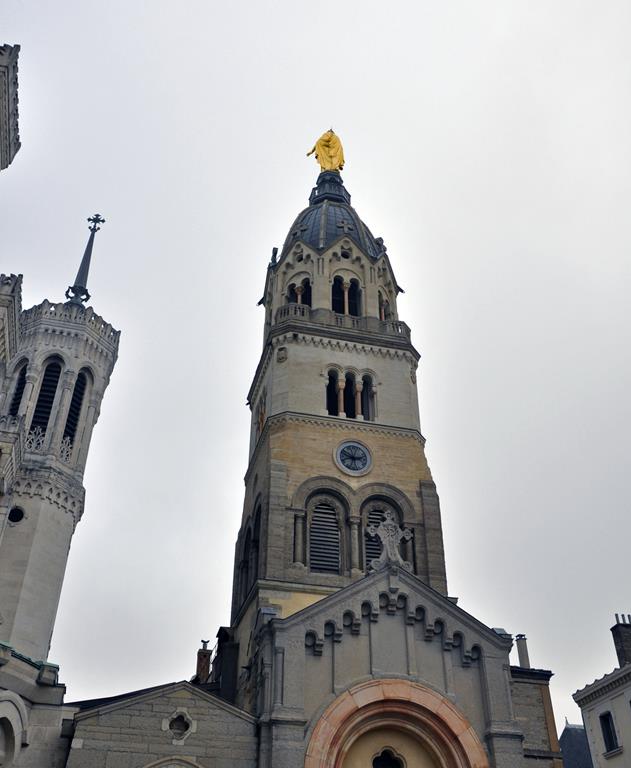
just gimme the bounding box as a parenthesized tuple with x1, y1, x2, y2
(335, 441, 372, 475)
(8, 507, 24, 524)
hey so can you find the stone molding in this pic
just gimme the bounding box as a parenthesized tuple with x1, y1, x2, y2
(304, 679, 489, 768)
(573, 663, 631, 706)
(12, 468, 85, 526)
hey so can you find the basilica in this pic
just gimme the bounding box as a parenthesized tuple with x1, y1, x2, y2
(0, 138, 563, 767)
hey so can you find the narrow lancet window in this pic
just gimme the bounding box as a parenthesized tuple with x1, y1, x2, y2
(9, 364, 27, 416)
(301, 278, 312, 307)
(332, 276, 344, 313)
(30, 361, 62, 435)
(63, 371, 88, 443)
(309, 503, 340, 573)
(348, 279, 361, 316)
(286, 283, 297, 303)
(361, 374, 374, 421)
(326, 370, 339, 415)
(344, 373, 356, 418)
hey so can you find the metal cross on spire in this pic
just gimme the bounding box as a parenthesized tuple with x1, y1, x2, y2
(65, 214, 106, 306)
(88, 213, 105, 232)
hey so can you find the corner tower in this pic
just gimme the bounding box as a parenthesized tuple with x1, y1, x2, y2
(0, 215, 119, 665)
(229, 167, 447, 699)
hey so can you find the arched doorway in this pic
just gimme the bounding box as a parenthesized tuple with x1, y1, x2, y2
(304, 679, 489, 768)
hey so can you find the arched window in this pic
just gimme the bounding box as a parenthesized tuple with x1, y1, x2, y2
(63, 370, 88, 443)
(249, 507, 261, 588)
(383, 299, 392, 320)
(361, 374, 375, 421)
(30, 360, 62, 435)
(301, 278, 312, 307)
(309, 502, 340, 573)
(240, 530, 251, 604)
(378, 291, 385, 321)
(344, 373, 356, 418)
(332, 276, 344, 314)
(8, 364, 27, 416)
(286, 283, 297, 304)
(348, 279, 361, 317)
(326, 370, 339, 416)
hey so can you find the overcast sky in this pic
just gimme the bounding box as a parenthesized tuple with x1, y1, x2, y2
(2, 0, 630, 732)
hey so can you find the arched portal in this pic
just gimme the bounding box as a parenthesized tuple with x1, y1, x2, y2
(304, 679, 489, 768)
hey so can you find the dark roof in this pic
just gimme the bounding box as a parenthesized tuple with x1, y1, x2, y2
(560, 724, 593, 768)
(280, 171, 384, 261)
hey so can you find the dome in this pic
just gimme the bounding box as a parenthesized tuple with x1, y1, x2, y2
(280, 171, 384, 261)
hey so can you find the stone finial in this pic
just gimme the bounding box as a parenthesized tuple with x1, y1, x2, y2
(366, 510, 413, 572)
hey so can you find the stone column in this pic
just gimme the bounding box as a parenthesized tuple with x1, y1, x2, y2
(294, 511, 306, 565)
(337, 378, 345, 416)
(349, 516, 360, 571)
(354, 381, 363, 420)
(295, 285, 303, 305)
(49, 370, 77, 451)
(20, 370, 39, 423)
(343, 281, 350, 315)
(76, 397, 99, 471)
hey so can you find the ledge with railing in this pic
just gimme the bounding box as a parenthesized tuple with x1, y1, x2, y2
(274, 304, 411, 341)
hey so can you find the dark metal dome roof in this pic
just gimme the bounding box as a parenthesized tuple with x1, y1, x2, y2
(280, 171, 384, 261)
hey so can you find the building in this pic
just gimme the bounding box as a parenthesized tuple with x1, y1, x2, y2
(0, 159, 563, 767)
(0, 44, 21, 171)
(558, 722, 593, 768)
(573, 616, 631, 767)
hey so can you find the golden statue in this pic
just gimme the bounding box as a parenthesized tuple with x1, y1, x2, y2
(307, 129, 345, 172)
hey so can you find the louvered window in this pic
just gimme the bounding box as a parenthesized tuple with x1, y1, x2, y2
(365, 508, 384, 571)
(9, 365, 27, 416)
(30, 361, 62, 434)
(309, 503, 340, 573)
(63, 371, 87, 442)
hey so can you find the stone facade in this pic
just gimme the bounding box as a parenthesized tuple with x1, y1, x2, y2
(0, 170, 564, 767)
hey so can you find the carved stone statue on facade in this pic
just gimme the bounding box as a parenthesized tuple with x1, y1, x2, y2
(366, 510, 413, 572)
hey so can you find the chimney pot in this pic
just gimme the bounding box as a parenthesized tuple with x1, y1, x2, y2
(515, 634, 531, 668)
(612, 615, 631, 667)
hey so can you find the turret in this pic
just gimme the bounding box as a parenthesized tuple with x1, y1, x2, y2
(0, 215, 119, 663)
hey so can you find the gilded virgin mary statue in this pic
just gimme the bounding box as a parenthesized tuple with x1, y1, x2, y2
(307, 129, 345, 172)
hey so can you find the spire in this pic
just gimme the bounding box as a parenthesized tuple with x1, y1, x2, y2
(65, 213, 105, 305)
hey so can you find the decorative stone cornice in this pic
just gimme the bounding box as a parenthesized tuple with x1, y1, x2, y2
(20, 300, 119, 359)
(573, 662, 631, 706)
(12, 467, 85, 527)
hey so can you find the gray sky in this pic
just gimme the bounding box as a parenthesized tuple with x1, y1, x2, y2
(2, 0, 630, 732)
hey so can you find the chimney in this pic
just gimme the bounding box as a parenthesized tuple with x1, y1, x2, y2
(195, 639, 212, 683)
(515, 634, 531, 668)
(611, 614, 631, 668)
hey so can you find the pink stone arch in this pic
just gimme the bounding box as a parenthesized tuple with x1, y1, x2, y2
(304, 679, 489, 768)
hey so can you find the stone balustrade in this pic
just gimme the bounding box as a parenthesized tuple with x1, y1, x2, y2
(274, 304, 411, 341)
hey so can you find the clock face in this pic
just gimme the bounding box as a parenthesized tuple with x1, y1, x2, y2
(336, 441, 371, 475)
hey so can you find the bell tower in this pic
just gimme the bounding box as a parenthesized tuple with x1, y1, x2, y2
(227, 161, 447, 706)
(0, 215, 119, 664)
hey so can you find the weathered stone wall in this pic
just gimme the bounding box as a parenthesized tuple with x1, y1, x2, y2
(66, 685, 258, 768)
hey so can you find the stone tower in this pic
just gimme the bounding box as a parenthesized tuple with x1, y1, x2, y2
(228, 170, 448, 707)
(0, 215, 119, 665)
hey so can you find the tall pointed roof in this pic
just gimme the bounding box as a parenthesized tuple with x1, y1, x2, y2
(65, 214, 105, 305)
